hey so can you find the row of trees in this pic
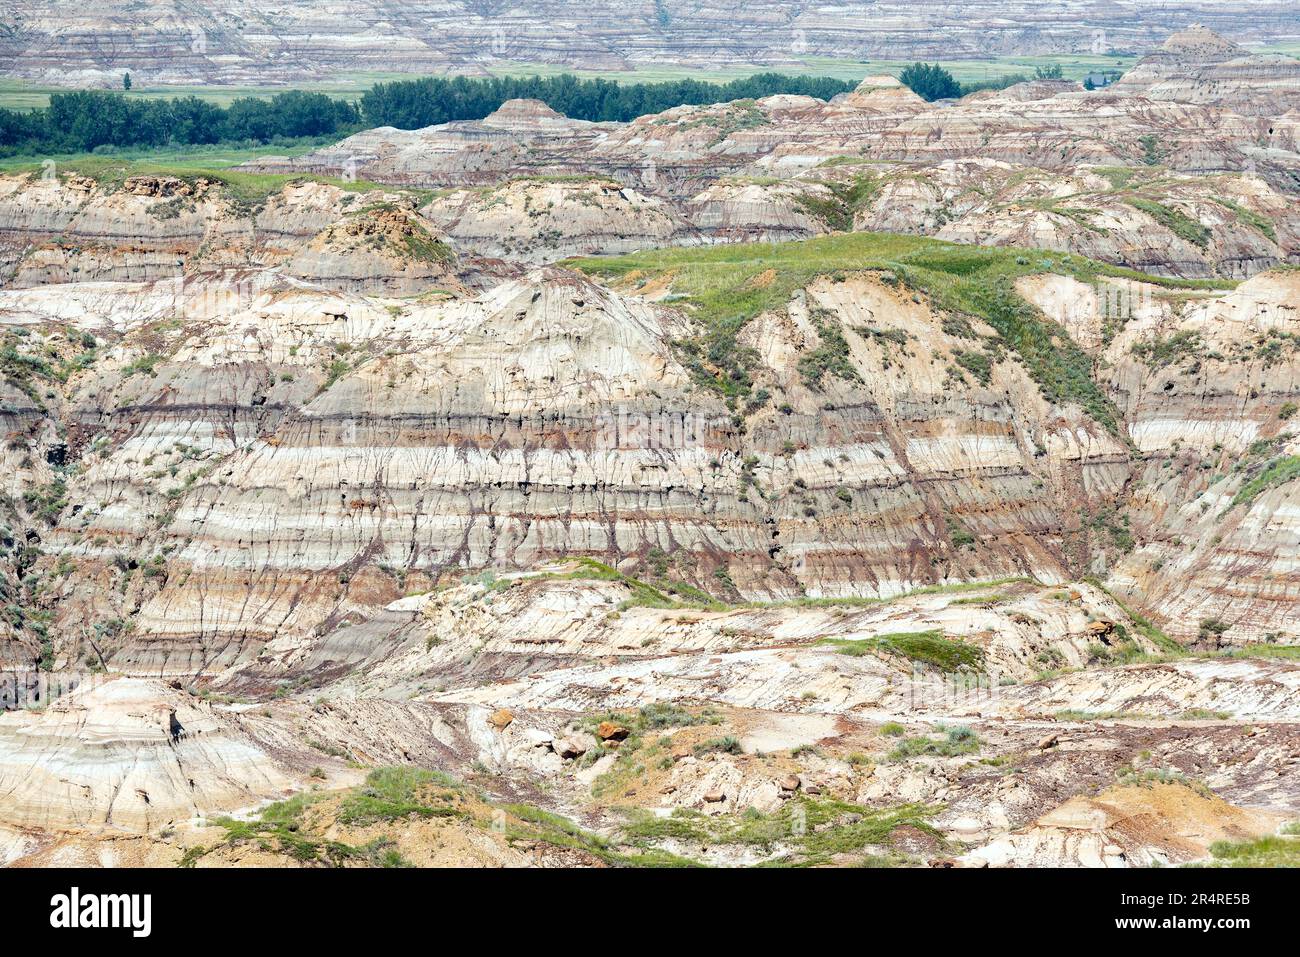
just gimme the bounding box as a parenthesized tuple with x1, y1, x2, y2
(899, 61, 1077, 101)
(359, 72, 856, 129)
(0, 90, 362, 155)
(0, 64, 1090, 154)
(0, 74, 855, 153)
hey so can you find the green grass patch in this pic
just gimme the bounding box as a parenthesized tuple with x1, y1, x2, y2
(336, 766, 464, 826)
(798, 308, 862, 388)
(207, 789, 393, 867)
(886, 725, 981, 761)
(694, 735, 743, 756)
(1211, 197, 1277, 243)
(570, 232, 1228, 428)
(501, 802, 701, 868)
(946, 515, 977, 548)
(1178, 708, 1231, 721)
(620, 797, 939, 867)
(559, 557, 726, 611)
(1231, 456, 1300, 509)
(1197, 835, 1300, 868)
(1130, 330, 1201, 369)
(948, 592, 1012, 606)
(1220, 644, 1300, 661)
(815, 629, 984, 673)
(1053, 709, 1152, 721)
(401, 228, 453, 263)
(742, 576, 1035, 611)
(1114, 766, 1210, 796)
(196, 766, 696, 869)
(793, 173, 879, 232)
(1124, 197, 1211, 249)
(576, 703, 721, 739)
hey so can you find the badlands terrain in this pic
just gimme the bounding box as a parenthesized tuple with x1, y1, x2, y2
(1, 0, 1298, 84)
(0, 26, 1299, 869)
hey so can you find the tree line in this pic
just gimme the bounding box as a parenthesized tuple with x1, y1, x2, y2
(0, 65, 1075, 156)
(0, 74, 857, 155)
(358, 73, 856, 128)
(0, 90, 363, 156)
(899, 62, 1077, 101)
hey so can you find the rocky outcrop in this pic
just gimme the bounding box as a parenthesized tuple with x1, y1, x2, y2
(1113, 24, 1300, 116)
(284, 203, 462, 295)
(6, 568, 1297, 869)
(382, 574, 1165, 705)
(3, 258, 1166, 675)
(683, 176, 832, 243)
(0, 173, 243, 286)
(0, 173, 492, 292)
(1020, 268, 1300, 642)
(9, 159, 1294, 282)
(269, 54, 1300, 196)
(915, 163, 1297, 280)
(1, 203, 1295, 663)
(1095, 270, 1300, 642)
(255, 100, 615, 191)
(965, 782, 1284, 868)
(0, 677, 299, 836)
(2, 26, 1298, 870)
(4, 243, 1297, 672)
(422, 178, 694, 263)
(252, 44, 1300, 275)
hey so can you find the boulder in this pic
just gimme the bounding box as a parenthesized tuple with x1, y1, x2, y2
(521, 729, 554, 748)
(554, 737, 588, 760)
(596, 721, 629, 741)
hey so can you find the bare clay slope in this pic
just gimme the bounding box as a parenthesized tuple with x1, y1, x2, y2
(4, 229, 1298, 677)
(2, 241, 1297, 869)
(2, 26, 1299, 868)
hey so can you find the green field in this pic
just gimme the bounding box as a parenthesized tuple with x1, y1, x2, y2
(1248, 41, 1300, 57)
(3, 38, 1297, 111)
(0, 152, 410, 207)
(0, 139, 341, 175)
(486, 52, 1141, 85)
(568, 231, 1234, 430)
(0, 53, 1145, 111)
(791, 53, 1138, 85)
(0, 75, 393, 111)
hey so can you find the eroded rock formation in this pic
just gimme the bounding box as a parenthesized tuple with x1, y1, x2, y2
(5, 4, 1297, 84)
(1, 25, 1297, 871)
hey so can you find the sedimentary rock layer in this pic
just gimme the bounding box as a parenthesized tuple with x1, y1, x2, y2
(5, 4, 1298, 84)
